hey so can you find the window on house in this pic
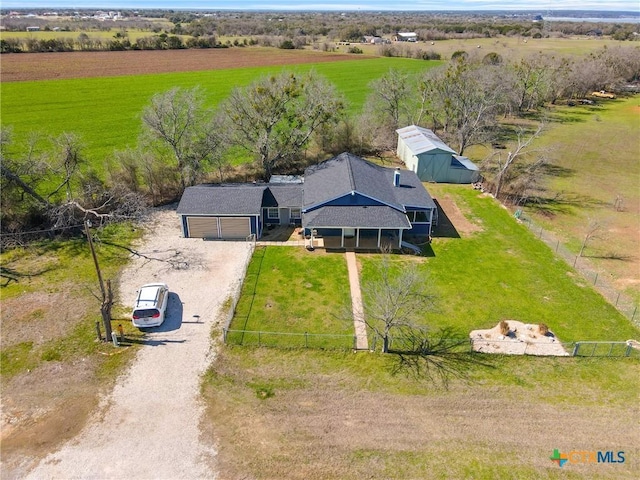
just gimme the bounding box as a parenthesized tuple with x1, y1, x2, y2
(290, 208, 301, 219)
(267, 208, 280, 220)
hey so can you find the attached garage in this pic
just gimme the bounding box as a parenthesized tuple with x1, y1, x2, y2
(177, 185, 265, 240)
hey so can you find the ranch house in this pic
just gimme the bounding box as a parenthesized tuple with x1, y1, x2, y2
(177, 153, 437, 250)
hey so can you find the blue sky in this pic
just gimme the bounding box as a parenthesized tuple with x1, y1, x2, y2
(4, 1, 640, 12)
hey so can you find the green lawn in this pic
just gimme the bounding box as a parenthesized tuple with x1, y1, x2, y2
(0, 57, 434, 176)
(227, 246, 353, 348)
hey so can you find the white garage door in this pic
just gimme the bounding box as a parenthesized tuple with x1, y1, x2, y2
(219, 217, 251, 239)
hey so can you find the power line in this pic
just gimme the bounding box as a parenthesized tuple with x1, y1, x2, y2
(0, 223, 84, 237)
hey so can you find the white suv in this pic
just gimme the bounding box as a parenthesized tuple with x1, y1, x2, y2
(132, 283, 169, 328)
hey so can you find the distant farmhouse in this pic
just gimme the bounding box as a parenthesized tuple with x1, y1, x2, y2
(177, 153, 436, 249)
(394, 32, 417, 42)
(363, 35, 384, 44)
(396, 125, 480, 184)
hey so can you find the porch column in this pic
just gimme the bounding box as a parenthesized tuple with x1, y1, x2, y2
(341, 229, 344, 248)
(398, 229, 404, 249)
(377, 229, 381, 249)
(356, 228, 360, 248)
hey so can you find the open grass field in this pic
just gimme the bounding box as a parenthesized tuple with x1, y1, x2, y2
(526, 98, 640, 303)
(355, 36, 630, 60)
(204, 347, 639, 479)
(209, 183, 640, 478)
(0, 51, 433, 171)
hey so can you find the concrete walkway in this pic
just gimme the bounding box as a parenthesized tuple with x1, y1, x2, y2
(345, 251, 369, 350)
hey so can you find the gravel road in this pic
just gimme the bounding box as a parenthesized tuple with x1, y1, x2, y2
(25, 208, 253, 480)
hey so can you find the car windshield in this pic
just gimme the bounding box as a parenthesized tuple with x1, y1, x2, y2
(133, 308, 159, 319)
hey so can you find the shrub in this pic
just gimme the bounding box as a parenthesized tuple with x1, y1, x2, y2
(279, 40, 295, 50)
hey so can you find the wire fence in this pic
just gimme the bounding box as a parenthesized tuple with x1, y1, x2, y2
(223, 328, 358, 350)
(569, 341, 640, 358)
(223, 328, 640, 358)
(518, 214, 638, 325)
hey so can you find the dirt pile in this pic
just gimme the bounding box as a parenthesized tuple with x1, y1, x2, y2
(470, 320, 569, 356)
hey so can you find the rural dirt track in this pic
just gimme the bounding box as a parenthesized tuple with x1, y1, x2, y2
(21, 208, 252, 480)
(0, 48, 361, 82)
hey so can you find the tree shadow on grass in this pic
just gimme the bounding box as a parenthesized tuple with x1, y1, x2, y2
(0, 265, 57, 286)
(387, 326, 498, 389)
(581, 252, 636, 262)
(525, 192, 610, 217)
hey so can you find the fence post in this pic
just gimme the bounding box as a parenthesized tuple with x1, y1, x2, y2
(572, 343, 580, 356)
(555, 240, 559, 253)
(305, 332, 308, 348)
(625, 343, 632, 357)
(632, 306, 637, 322)
(593, 273, 598, 285)
(615, 293, 620, 306)
(223, 328, 227, 343)
(258, 331, 261, 347)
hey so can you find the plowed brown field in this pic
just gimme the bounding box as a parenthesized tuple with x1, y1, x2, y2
(0, 47, 363, 82)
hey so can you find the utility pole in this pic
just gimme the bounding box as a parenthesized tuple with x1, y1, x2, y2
(85, 220, 113, 342)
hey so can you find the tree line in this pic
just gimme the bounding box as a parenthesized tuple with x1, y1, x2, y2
(2, 10, 638, 54)
(2, 45, 638, 245)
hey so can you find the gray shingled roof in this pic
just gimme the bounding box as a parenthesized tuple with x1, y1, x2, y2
(304, 206, 411, 229)
(303, 152, 435, 210)
(176, 184, 266, 215)
(267, 184, 304, 207)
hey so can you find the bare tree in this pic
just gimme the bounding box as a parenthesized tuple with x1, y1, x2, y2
(220, 71, 344, 180)
(359, 69, 421, 151)
(50, 184, 147, 228)
(199, 112, 231, 182)
(507, 53, 557, 112)
(482, 123, 547, 201)
(0, 128, 50, 211)
(578, 219, 605, 258)
(361, 256, 436, 353)
(142, 87, 213, 189)
(418, 58, 504, 155)
(47, 132, 84, 201)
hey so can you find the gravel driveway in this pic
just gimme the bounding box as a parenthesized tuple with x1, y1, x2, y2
(25, 207, 253, 480)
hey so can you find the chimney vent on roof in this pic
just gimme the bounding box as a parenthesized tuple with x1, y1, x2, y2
(393, 168, 400, 187)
